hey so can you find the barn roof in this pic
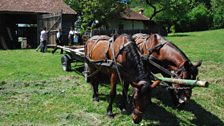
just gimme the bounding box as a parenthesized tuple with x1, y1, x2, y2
(0, 0, 76, 14)
(120, 8, 149, 21)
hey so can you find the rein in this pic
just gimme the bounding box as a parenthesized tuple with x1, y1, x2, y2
(110, 35, 132, 103)
(147, 58, 178, 78)
(143, 41, 178, 77)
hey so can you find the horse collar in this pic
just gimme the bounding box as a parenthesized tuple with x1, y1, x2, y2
(114, 41, 132, 59)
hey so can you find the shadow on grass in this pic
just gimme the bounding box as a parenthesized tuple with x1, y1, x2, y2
(152, 87, 224, 126)
(141, 87, 180, 126)
(70, 65, 84, 76)
(143, 103, 180, 126)
(83, 76, 181, 125)
(184, 100, 224, 126)
(98, 90, 181, 126)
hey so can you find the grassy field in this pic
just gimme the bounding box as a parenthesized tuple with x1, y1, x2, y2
(0, 29, 224, 126)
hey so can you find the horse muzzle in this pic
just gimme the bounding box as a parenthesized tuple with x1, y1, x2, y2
(132, 109, 143, 124)
(178, 96, 187, 104)
(177, 93, 191, 107)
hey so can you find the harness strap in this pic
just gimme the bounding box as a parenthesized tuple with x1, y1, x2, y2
(141, 39, 177, 77)
(110, 35, 124, 85)
(110, 35, 131, 103)
(147, 42, 166, 55)
(115, 41, 132, 59)
(147, 57, 178, 78)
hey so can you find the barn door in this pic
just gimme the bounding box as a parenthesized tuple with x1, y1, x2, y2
(38, 11, 62, 46)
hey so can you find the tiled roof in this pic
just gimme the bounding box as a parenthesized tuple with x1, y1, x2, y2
(0, 0, 76, 14)
(120, 8, 149, 21)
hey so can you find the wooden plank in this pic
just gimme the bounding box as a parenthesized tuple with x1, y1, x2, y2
(41, 15, 62, 19)
(57, 45, 85, 57)
(41, 12, 62, 19)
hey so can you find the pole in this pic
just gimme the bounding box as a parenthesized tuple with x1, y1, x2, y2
(157, 77, 209, 87)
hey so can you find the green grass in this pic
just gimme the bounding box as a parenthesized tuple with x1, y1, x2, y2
(0, 29, 224, 126)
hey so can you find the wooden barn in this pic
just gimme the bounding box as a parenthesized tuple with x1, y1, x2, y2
(0, 0, 76, 49)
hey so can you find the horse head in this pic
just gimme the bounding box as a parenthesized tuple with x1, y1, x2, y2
(173, 60, 202, 106)
(152, 34, 203, 106)
(134, 33, 202, 107)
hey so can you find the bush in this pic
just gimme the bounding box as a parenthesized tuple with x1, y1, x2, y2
(211, 0, 224, 28)
(187, 3, 212, 31)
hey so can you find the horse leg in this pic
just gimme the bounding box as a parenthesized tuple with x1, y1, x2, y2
(89, 68, 99, 102)
(92, 80, 99, 102)
(119, 81, 129, 113)
(107, 72, 117, 117)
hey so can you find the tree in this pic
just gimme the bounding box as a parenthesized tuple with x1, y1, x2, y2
(211, 0, 224, 28)
(144, 0, 195, 32)
(145, 0, 194, 21)
(64, 0, 125, 34)
(187, 3, 212, 31)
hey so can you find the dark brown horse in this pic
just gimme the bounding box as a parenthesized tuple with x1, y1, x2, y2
(132, 33, 202, 106)
(85, 34, 152, 123)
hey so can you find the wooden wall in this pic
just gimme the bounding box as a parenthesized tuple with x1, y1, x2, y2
(38, 13, 76, 46)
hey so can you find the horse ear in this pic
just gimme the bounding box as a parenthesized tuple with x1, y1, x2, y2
(193, 60, 202, 68)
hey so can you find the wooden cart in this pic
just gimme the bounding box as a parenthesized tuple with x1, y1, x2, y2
(56, 45, 85, 71)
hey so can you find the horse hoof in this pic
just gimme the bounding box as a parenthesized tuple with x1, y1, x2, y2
(121, 108, 128, 114)
(93, 97, 99, 102)
(107, 112, 114, 118)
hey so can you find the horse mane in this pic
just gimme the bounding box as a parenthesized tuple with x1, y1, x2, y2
(166, 41, 190, 62)
(123, 34, 148, 81)
(153, 34, 190, 62)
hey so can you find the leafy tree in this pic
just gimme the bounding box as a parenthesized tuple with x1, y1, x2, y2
(175, 3, 212, 32)
(144, 0, 195, 32)
(145, 0, 194, 21)
(64, 0, 125, 34)
(188, 3, 212, 31)
(211, 0, 224, 28)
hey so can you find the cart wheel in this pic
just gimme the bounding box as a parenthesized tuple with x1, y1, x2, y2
(84, 62, 90, 82)
(61, 54, 71, 71)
